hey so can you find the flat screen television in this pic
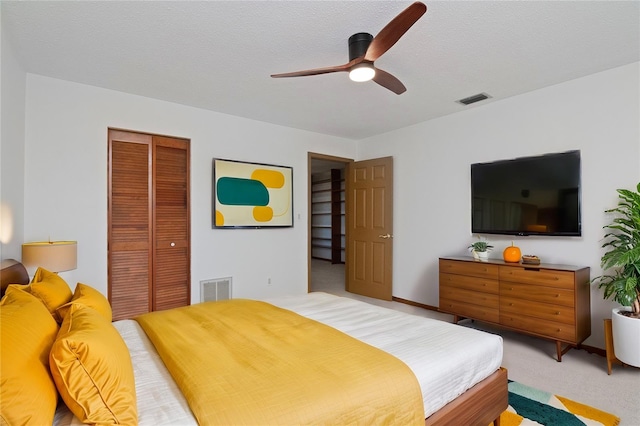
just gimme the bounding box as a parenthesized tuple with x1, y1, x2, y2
(471, 150, 581, 237)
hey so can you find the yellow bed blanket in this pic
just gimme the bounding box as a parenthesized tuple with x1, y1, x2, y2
(136, 299, 424, 425)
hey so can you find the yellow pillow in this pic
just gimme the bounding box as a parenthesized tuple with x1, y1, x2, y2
(30, 267, 73, 323)
(50, 304, 137, 424)
(57, 282, 113, 322)
(0, 286, 59, 425)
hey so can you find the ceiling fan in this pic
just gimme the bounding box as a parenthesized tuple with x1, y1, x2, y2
(270, 2, 427, 95)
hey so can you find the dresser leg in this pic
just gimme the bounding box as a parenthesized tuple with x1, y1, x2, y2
(556, 341, 563, 362)
(556, 341, 575, 362)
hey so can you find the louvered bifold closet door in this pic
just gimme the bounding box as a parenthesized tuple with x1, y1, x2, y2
(108, 131, 153, 321)
(152, 136, 190, 311)
(108, 130, 191, 321)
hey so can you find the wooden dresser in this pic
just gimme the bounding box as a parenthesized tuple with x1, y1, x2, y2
(439, 256, 591, 361)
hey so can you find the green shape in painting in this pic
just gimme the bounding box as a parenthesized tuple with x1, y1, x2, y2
(217, 177, 269, 206)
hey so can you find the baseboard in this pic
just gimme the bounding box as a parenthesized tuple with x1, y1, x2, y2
(392, 296, 440, 312)
(392, 296, 608, 358)
(580, 344, 606, 358)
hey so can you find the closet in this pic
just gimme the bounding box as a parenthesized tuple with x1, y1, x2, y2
(108, 129, 190, 321)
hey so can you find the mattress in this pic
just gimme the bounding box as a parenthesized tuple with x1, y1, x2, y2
(54, 292, 502, 424)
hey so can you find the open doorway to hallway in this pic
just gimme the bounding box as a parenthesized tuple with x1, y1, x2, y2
(308, 153, 351, 295)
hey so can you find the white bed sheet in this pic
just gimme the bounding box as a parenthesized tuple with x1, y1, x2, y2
(54, 292, 502, 424)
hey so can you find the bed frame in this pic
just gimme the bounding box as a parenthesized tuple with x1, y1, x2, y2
(0, 259, 508, 425)
(425, 367, 507, 426)
(0, 258, 29, 297)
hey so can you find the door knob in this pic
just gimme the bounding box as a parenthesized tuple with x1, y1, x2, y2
(378, 234, 393, 239)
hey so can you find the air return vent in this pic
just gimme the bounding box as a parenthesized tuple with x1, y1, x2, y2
(456, 92, 492, 105)
(200, 277, 232, 302)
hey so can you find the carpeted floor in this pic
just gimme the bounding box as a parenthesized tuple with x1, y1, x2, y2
(500, 380, 620, 426)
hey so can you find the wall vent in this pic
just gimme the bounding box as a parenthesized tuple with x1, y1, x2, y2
(200, 277, 232, 302)
(456, 92, 492, 105)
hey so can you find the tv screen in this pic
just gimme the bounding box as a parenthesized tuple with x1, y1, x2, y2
(471, 150, 581, 236)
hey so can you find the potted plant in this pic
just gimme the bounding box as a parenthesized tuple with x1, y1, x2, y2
(593, 182, 640, 367)
(468, 239, 493, 261)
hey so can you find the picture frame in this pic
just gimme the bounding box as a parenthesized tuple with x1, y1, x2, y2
(212, 158, 293, 228)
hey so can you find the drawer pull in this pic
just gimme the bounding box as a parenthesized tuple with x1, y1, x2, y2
(556, 311, 561, 315)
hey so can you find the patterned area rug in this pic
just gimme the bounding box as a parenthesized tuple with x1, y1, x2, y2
(498, 381, 620, 426)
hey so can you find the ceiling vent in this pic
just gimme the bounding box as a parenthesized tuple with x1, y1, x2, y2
(456, 93, 492, 106)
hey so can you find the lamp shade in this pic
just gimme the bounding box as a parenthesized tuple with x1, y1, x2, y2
(22, 241, 77, 273)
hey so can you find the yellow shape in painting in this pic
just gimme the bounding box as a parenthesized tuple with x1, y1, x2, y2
(216, 210, 225, 226)
(252, 169, 285, 189)
(253, 206, 274, 222)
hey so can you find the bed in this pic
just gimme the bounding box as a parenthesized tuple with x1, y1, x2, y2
(0, 259, 507, 425)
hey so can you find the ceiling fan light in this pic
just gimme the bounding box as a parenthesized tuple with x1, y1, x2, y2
(349, 65, 375, 82)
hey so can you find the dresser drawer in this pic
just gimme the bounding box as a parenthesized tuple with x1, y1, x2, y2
(440, 286, 499, 309)
(500, 313, 576, 342)
(500, 296, 575, 325)
(440, 259, 499, 280)
(499, 266, 574, 289)
(440, 272, 499, 294)
(440, 298, 499, 323)
(500, 282, 574, 307)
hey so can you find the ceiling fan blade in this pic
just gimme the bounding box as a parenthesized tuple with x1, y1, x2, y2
(364, 2, 427, 62)
(373, 67, 406, 95)
(271, 63, 352, 78)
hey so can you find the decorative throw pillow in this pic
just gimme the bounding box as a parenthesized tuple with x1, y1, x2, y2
(50, 304, 137, 425)
(57, 282, 112, 322)
(30, 267, 73, 322)
(0, 286, 59, 425)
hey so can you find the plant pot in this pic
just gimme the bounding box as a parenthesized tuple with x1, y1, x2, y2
(612, 307, 640, 368)
(472, 250, 488, 261)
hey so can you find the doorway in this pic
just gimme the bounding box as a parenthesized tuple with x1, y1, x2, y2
(308, 153, 351, 294)
(308, 153, 395, 301)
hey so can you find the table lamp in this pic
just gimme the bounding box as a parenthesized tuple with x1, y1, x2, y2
(22, 241, 77, 273)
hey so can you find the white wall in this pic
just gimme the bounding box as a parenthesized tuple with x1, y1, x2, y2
(358, 62, 640, 348)
(0, 21, 26, 260)
(23, 75, 356, 300)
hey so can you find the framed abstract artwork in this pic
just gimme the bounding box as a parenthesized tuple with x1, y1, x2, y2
(212, 159, 293, 228)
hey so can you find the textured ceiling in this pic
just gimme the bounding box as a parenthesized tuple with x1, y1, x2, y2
(2, 1, 639, 140)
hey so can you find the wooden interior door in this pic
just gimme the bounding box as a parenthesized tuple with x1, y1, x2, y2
(108, 129, 190, 320)
(345, 157, 393, 300)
